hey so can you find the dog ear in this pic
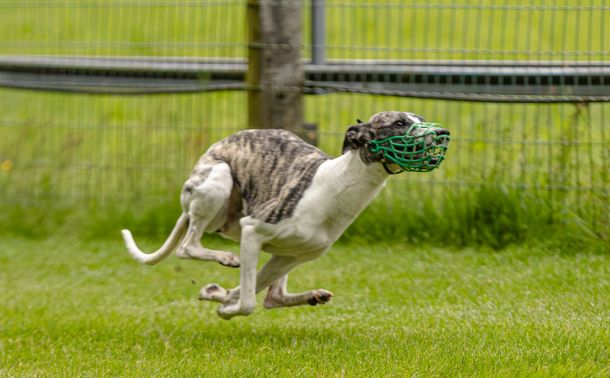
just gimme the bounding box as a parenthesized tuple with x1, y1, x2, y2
(342, 124, 372, 154)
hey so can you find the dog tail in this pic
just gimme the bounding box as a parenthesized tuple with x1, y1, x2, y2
(121, 213, 188, 265)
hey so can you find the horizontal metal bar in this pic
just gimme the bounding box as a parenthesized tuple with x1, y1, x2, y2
(0, 56, 245, 75)
(3, 56, 609, 73)
(0, 73, 245, 95)
(0, 56, 608, 101)
(303, 82, 610, 103)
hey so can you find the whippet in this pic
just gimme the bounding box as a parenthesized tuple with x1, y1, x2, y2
(122, 111, 450, 319)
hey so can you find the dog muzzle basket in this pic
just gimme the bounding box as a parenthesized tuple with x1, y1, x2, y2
(368, 122, 451, 174)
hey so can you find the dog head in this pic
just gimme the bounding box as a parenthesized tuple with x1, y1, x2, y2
(342, 111, 450, 173)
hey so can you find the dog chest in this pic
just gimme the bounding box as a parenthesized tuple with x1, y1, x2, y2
(259, 156, 387, 255)
(263, 227, 333, 255)
(260, 184, 382, 255)
(296, 155, 387, 233)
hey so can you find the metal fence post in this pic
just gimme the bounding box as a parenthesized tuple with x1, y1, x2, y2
(246, 0, 304, 137)
(246, 0, 263, 130)
(311, 0, 326, 64)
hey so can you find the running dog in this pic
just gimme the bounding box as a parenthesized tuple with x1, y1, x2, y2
(122, 111, 450, 319)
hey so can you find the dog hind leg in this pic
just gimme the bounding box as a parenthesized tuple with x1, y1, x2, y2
(176, 163, 239, 268)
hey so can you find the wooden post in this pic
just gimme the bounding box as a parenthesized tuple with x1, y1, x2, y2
(247, 0, 307, 140)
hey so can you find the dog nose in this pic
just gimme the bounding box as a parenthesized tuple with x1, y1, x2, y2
(435, 128, 450, 136)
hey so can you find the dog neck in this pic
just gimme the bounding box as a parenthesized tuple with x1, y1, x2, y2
(297, 149, 388, 240)
(311, 149, 389, 216)
(330, 149, 389, 187)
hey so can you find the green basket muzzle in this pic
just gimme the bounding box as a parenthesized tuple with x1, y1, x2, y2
(367, 122, 450, 174)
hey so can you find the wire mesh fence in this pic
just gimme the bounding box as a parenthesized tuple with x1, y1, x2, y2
(0, 0, 246, 58)
(0, 0, 608, 242)
(317, 1, 608, 62)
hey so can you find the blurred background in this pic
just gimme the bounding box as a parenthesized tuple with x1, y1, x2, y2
(0, 0, 608, 249)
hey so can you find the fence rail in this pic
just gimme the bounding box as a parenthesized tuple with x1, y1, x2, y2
(1, 56, 609, 102)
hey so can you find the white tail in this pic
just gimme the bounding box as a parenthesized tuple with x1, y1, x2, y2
(121, 214, 188, 265)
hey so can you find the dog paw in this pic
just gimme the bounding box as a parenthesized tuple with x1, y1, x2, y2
(198, 283, 229, 303)
(218, 252, 240, 268)
(217, 301, 254, 320)
(307, 289, 333, 306)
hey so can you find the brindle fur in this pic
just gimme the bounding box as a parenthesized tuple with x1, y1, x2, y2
(186, 129, 330, 226)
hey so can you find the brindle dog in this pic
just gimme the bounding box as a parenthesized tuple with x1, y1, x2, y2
(122, 111, 449, 319)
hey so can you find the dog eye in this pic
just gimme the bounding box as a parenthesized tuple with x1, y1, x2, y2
(394, 120, 406, 126)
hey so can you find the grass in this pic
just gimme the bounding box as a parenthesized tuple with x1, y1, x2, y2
(1, 236, 609, 376)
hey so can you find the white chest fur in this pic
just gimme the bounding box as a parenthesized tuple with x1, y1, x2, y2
(254, 151, 388, 255)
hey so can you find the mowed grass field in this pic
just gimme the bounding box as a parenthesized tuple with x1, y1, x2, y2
(1, 236, 609, 376)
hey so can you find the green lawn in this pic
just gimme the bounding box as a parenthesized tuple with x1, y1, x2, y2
(1, 236, 608, 376)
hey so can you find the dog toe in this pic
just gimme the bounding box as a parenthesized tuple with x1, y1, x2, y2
(199, 283, 227, 302)
(308, 289, 334, 306)
(218, 253, 240, 268)
(219, 260, 240, 268)
(217, 302, 253, 319)
(319, 292, 332, 302)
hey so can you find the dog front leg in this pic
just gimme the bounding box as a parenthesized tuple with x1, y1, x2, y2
(199, 255, 298, 307)
(201, 255, 306, 307)
(256, 252, 332, 308)
(216, 225, 261, 319)
(263, 274, 333, 309)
